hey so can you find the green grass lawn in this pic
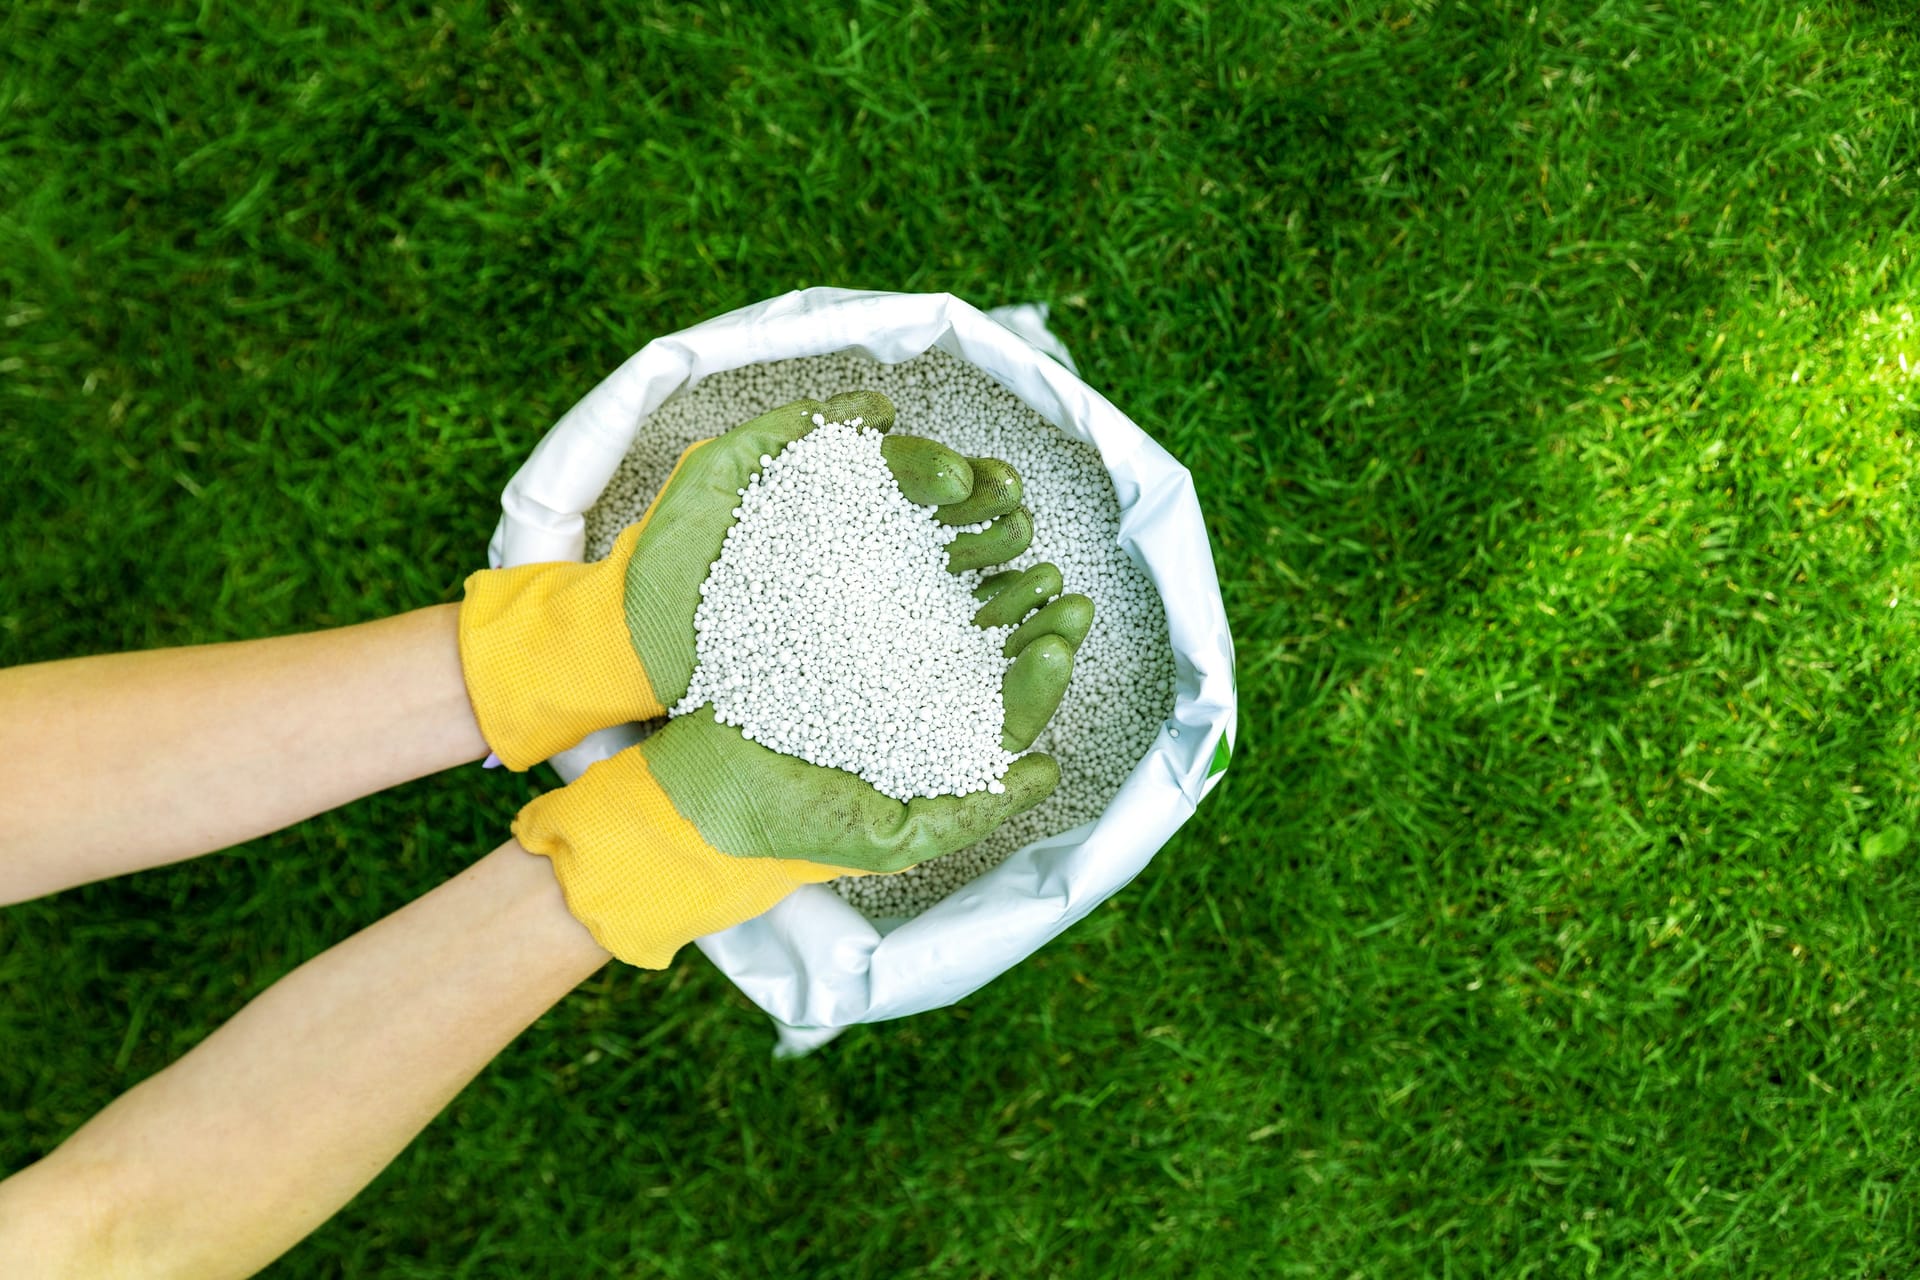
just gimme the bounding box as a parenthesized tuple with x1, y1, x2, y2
(7, 0, 1920, 1274)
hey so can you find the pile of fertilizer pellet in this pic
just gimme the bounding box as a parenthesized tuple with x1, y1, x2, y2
(673, 414, 1017, 802)
(584, 347, 1175, 919)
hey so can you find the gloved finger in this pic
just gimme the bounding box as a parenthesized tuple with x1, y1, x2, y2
(703, 392, 896, 486)
(657, 391, 902, 537)
(972, 563, 1063, 628)
(678, 397, 840, 494)
(880, 435, 974, 505)
(973, 569, 1022, 601)
(946, 507, 1034, 572)
(1004, 593, 1094, 658)
(1001, 634, 1073, 751)
(821, 389, 895, 433)
(936, 458, 1023, 526)
(863, 752, 1060, 872)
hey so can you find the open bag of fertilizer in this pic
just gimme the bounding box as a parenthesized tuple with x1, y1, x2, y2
(487, 288, 1235, 1054)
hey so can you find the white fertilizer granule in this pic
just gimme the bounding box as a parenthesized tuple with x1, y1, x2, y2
(584, 347, 1176, 920)
(672, 416, 1017, 803)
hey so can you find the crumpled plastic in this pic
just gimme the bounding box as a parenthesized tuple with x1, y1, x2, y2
(488, 288, 1236, 1055)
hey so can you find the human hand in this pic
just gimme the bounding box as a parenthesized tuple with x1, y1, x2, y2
(458, 391, 1042, 770)
(513, 555, 1096, 967)
(511, 716, 1058, 967)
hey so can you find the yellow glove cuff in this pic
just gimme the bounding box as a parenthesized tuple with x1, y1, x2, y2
(458, 522, 664, 770)
(512, 748, 847, 968)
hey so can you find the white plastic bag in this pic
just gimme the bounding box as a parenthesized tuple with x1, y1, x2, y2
(488, 288, 1236, 1054)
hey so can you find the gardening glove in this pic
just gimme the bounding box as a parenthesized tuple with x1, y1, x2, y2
(514, 710, 1062, 967)
(458, 390, 1037, 769)
(512, 547, 1098, 967)
(507, 405, 1099, 964)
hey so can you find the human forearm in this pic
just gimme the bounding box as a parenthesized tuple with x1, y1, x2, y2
(0, 605, 489, 903)
(0, 840, 609, 1280)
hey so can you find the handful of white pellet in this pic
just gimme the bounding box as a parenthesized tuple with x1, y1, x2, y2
(586, 349, 1175, 919)
(671, 413, 1022, 803)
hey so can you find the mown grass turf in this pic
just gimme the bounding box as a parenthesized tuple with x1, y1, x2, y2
(7, 0, 1920, 1274)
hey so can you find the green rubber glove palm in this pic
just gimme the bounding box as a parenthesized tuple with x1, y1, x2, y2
(512, 721, 1059, 966)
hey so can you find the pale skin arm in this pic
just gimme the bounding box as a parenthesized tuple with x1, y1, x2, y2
(0, 604, 612, 1275)
(0, 840, 612, 1280)
(0, 604, 490, 905)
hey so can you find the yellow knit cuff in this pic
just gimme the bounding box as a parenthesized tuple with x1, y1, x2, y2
(458, 523, 664, 770)
(512, 749, 843, 969)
